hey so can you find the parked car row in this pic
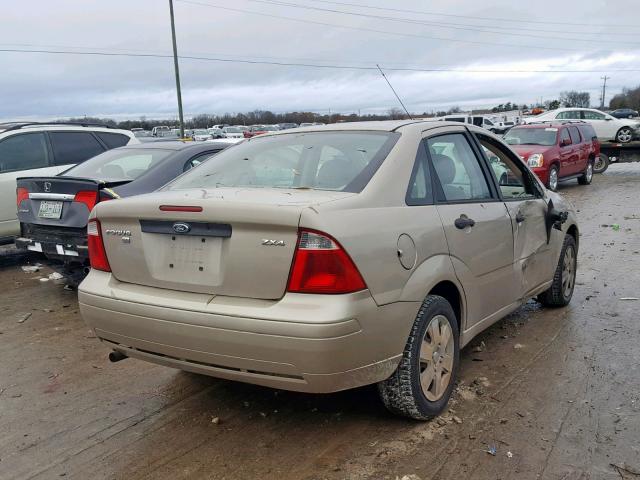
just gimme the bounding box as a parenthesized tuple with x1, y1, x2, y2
(523, 107, 640, 143)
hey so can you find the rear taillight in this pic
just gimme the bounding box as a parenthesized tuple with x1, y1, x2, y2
(287, 229, 366, 294)
(87, 219, 111, 272)
(74, 190, 99, 211)
(16, 187, 29, 206)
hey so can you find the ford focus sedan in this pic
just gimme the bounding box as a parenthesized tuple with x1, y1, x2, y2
(79, 121, 579, 419)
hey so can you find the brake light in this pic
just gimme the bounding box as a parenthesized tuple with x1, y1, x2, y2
(74, 190, 99, 211)
(87, 219, 111, 272)
(159, 205, 203, 212)
(287, 229, 366, 294)
(16, 187, 29, 206)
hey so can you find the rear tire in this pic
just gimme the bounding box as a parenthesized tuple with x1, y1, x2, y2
(593, 153, 609, 174)
(538, 234, 577, 308)
(547, 165, 559, 191)
(615, 127, 633, 143)
(578, 160, 593, 185)
(378, 295, 459, 420)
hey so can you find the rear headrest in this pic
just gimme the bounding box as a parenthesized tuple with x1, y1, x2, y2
(432, 153, 456, 184)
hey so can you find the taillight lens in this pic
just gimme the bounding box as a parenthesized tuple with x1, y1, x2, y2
(87, 219, 111, 272)
(16, 187, 29, 206)
(74, 190, 99, 211)
(287, 229, 366, 294)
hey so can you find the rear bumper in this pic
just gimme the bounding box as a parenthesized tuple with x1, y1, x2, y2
(79, 270, 419, 393)
(16, 223, 88, 262)
(15, 236, 88, 262)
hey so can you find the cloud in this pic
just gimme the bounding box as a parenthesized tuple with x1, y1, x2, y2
(1, 0, 639, 120)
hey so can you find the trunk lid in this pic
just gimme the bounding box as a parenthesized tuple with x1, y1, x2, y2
(96, 188, 355, 299)
(17, 176, 128, 229)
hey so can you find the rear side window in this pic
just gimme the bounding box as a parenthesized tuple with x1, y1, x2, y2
(96, 132, 131, 149)
(49, 132, 105, 166)
(406, 144, 433, 205)
(0, 133, 49, 173)
(579, 125, 597, 141)
(568, 127, 581, 144)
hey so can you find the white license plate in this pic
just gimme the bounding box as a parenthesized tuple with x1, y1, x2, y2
(38, 201, 63, 219)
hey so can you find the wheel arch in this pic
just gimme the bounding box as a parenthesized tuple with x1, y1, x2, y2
(428, 280, 463, 332)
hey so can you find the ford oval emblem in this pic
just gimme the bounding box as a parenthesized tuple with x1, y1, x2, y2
(172, 222, 191, 234)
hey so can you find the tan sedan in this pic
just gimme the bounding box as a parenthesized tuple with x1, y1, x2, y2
(79, 120, 578, 419)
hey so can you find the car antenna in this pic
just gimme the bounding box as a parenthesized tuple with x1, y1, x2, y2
(377, 64, 413, 120)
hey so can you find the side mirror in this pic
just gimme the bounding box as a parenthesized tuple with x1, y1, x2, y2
(605, 117, 613, 121)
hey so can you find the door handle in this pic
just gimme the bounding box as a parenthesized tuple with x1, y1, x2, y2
(515, 212, 525, 223)
(454, 215, 476, 229)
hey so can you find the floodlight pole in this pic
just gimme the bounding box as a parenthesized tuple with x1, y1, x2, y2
(169, 0, 185, 138)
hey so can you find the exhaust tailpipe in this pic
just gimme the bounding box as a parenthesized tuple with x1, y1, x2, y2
(109, 350, 128, 363)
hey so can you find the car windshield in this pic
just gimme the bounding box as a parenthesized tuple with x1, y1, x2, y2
(63, 148, 173, 181)
(194, 130, 208, 135)
(166, 131, 398, 193)
(224, 127, 241, 133)
(504, 128, 558, 146)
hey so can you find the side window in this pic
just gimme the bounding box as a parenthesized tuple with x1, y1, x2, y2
(426, 134, 492, 202)
(96, 132, 131, 149)
(406, 143, 433, 205)
(583, 110, 605, 120)
(478, 136, 538, 200)
(556, 111, 580, 120)
(49, 132, 105, 166)
(0, 133, 49, 173)
(568, 126, 581, 144)
(560, 129, 572, 145)
(184, 150, 220, 171)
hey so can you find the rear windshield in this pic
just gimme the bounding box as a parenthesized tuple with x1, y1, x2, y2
(62, 148, 172, 181)
(167, 131, 399, 193)
(504, 127, 558, 146)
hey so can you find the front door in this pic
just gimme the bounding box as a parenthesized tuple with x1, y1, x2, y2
(476, 134, 561, 298)
(424, 131, 517, 329)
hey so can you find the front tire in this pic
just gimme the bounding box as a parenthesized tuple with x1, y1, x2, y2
(616, 127, 633, 143)
(378, 295, 459, 420)
(578, 160, 593, 185)
(538, 234, 577, 307)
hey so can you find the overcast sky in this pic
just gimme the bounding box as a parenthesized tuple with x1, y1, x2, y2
(2, 0, 639, 120)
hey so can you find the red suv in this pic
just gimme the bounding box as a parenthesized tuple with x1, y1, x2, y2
(504, 122, 600, 191)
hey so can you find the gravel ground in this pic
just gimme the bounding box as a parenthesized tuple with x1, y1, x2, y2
(1, 164, 639, 480)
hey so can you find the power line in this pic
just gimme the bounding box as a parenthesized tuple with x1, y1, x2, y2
(1, 48, 640, 74)
(174, 0, 583, 52)
(293, 0, 640, 29)
(238, 0, 640, 45)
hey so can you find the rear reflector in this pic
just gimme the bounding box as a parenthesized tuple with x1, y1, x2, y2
(287, 229, 366, 294)
(87, 219, 111, 272)
(159, 205, 203, 212)
(16, 187, 29, 207)
(74, 190, 99, 211)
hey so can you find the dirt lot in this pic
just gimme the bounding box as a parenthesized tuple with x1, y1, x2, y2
(1, 164, 640, 480)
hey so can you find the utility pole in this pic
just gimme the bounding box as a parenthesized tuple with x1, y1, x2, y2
(169, 0, 185, 139)
(600, 76, 610, 109)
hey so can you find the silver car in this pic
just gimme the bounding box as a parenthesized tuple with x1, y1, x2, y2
(79, 121, 578, 419)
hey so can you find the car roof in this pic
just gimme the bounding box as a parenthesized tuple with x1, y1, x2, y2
(259, 119, 460, 135)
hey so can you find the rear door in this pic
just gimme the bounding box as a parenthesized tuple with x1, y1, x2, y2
(475, 134, 561, 297)
(425, 128, 517, 329)
(567, 126, 586, 174)
(0, 132, 56, 238)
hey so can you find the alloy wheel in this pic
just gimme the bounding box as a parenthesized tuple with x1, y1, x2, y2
(549, 168, 558, 191)
(419, 315, 455, 401)
(617, 128, 632, 143)
(562, 245, 576, 299)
